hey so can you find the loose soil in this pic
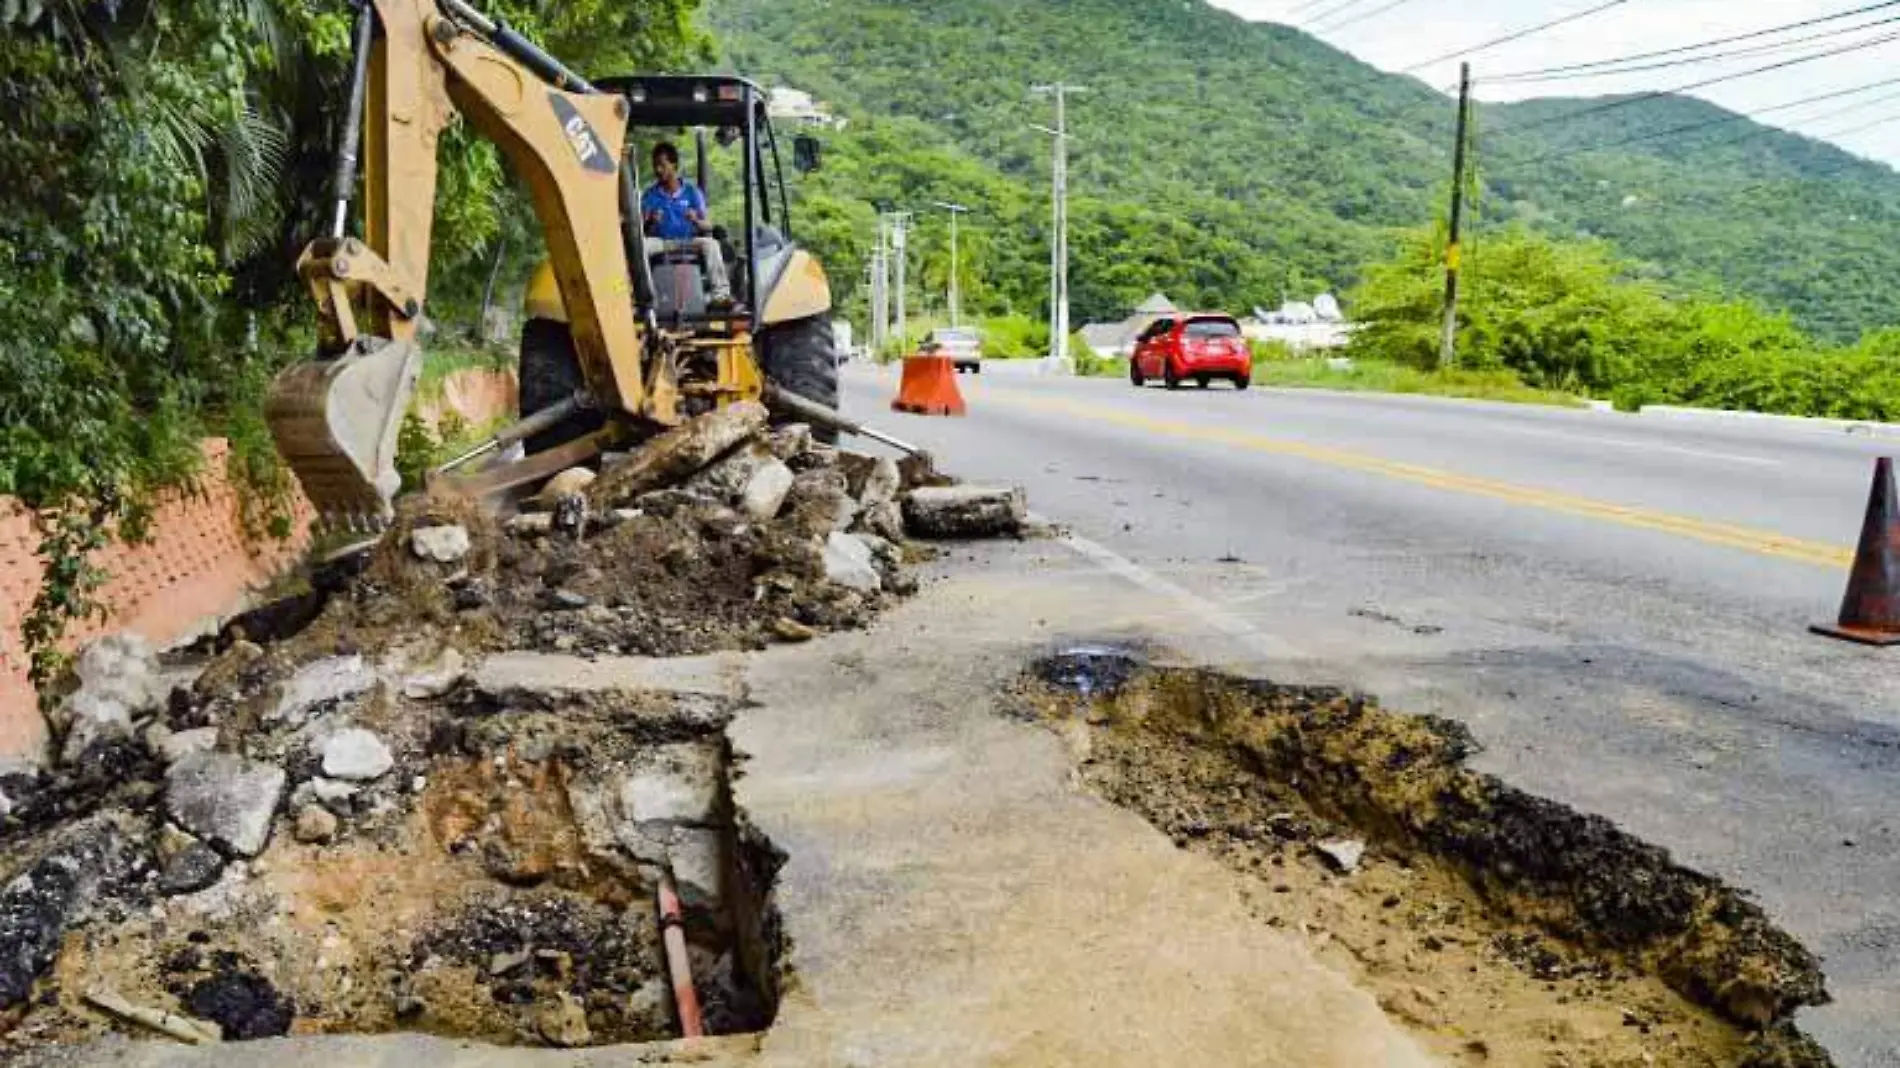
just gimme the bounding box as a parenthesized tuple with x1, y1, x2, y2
(1015, 647, 1833, 1068)
(244, 487, 890, 668)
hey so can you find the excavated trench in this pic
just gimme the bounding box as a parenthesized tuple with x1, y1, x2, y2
(0, 686, 789, 1057)
(1018, 647, 1835, 1068)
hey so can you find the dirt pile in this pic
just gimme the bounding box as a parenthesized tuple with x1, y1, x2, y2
(1017, 649, 1834, 1068)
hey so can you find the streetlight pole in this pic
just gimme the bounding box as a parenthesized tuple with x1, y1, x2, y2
(1032, 83, 1086, 364)
(932, 201, 970, 328)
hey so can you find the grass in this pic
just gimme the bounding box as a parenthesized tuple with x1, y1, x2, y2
(418, 340, 512, 400)
(1079, 351, 1583, 407)
(1253, 357, 1586, 407)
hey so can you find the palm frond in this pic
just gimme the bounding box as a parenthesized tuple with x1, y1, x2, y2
(213, 98, 292, 260)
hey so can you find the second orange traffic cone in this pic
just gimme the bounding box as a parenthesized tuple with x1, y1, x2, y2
(890, 354, 966, 417)
(1812, 456, 1900, 646)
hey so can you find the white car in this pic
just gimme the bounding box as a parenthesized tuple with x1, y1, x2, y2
(923, 327, 984, 373)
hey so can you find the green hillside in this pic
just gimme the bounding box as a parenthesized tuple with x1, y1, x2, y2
(705, 0, 1900, 340)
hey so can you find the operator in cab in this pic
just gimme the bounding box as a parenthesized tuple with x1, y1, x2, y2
(641, 141, 735, 309)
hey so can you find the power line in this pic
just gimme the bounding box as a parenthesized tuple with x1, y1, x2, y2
(1502, 73, 1900, 164)
(1486, 12, 1900, 84)
(1778, 83, 1900, 128)
(1497, 28, 1900, 133)
(1809, 109, 1900, 141)
(1281, 0, 1346, 20)
(1400, 0, 1636, 75)
(1484, 0, 1900, 80)
(1310, 0, 1420, 34)
(1298, 0, 1378, 31)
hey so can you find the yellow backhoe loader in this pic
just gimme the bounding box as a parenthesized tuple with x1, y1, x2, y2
(266, 0, 903, 526)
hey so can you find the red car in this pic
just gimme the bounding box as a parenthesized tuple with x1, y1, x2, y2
(1129, 314, 1252, 390)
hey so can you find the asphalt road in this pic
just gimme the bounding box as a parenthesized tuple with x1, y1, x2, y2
(842, 358, 1900, 1066)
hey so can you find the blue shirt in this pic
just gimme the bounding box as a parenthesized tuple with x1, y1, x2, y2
(641, 179, 707, 240)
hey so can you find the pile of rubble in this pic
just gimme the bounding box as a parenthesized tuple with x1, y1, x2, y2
(0, 403, 1026, 1056)
(310, 401, 1025, 660)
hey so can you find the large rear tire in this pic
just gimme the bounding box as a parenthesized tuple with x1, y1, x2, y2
(760, 312, 841, 444)
(519, 318, 605, 455)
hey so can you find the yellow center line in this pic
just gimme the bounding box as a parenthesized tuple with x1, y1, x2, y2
(978, 388, 1853, 570)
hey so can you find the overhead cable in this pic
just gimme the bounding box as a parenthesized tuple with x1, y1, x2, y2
(1496, 29, 1900, 133)
(1486, 12, 1900, 84)
(1485, 0, 1900, 80)
(1400, 0, 1635, 74)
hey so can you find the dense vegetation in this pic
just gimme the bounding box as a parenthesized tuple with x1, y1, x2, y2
(709, 0, 1900, 342)
(0, 0, 706, 687)
(1346, 225, 1900, 420)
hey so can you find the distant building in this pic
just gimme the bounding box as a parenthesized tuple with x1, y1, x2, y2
(1079, 292, 1179, 356)
(1245, 292, 1351, 350)
(768, 86, 841, 128)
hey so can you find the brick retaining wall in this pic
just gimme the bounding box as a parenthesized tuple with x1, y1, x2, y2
(0, 441, 316, 763)
(0, 368, 519, 765)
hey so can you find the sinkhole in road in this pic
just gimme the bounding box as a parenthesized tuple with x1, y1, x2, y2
(5, 690, 789, 1054)
(1019, 647, 1836, 1068)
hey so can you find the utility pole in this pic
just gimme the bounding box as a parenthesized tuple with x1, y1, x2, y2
(932, 201, 970, 328)
(870, 216, 889, 357)
(888, 211, 913, 353)
(1032, 83, 1086, 363)
(1438, 62, 1472, 371)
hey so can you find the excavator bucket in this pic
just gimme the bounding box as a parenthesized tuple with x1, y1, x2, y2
(265, 338, 423, 524)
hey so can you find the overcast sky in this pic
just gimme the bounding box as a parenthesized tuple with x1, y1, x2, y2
(1208, 0, 1900, 167)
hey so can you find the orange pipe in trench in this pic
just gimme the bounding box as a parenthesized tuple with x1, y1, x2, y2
(657, 869, 705, 1038)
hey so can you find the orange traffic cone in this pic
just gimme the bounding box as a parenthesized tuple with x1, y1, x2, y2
(1812, 456, 1900, 646)
(891, 355, 967, 417)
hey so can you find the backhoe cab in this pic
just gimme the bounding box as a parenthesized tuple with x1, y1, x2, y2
(264, 0, 840, 525)
(514, 75, 839, 458)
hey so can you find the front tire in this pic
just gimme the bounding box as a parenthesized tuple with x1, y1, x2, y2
(1163, 360, 1181, 390)
(1130, 359, 1146, 387)
(519, 318, 606, 455)
(1234, 374, 1252, 391)
(759, 312, 841, 443)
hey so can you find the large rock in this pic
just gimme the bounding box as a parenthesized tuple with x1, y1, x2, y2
(158, 842, 225, 896)
(786, 468, 859, 539)
(766, 423, 813, 462)
(271, 656, 376, 726)
(589, 401, 769, 505)
(59, 633, 166, 763)
(320, 728, 394, 782)
(739, 459, 795, 522)
(150, 726, 219, 765)
(409, 524, 472, 564)
(854, 500, 906, 542)
(822, 533, 883, 593)
(0, 817, 138, 1009)
(165, 752, 286, 858)
(688, 440, 776, 501)
(402, 647, 467, 699)
(838, 451, 902, 506)
(901, 484, 1027, 539)
(617, 743, 725, 827)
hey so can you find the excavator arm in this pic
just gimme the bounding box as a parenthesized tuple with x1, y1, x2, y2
(267, 0, 675, 523)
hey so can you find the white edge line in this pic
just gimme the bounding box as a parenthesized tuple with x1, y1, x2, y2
(1044, 518, 1309, 661)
